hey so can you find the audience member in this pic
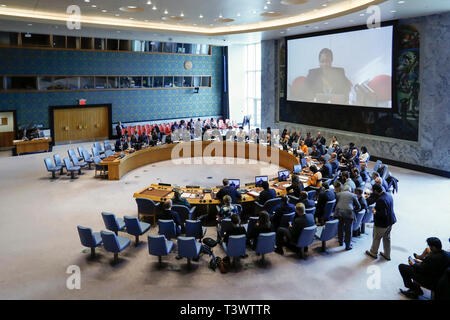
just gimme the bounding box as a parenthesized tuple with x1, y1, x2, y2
(172, 188, 191, 208)
(158, 200, 182, 235)
(319, 157, 333, 179)
(315, 182, 336, 225)
(222, 214, 247, 245)
(306, 165, 322, 190)
(250, 211, 272, 250)
(286, 174, 304, 199)
(217, 195, 239, 221)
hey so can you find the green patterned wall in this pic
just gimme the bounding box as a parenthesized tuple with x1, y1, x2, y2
(0, 46, 224, 127)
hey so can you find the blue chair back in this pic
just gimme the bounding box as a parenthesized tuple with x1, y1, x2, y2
(307, 190, 316, 200)
(100, 230, 120, 252)
(361, 208, 374, 224)
(102, 212, 120, 232)
(352, 210, 366, 231)
(77, 146, 85, 159)
(44, 158, 55, 171)
(323, 199, 336, 221)
(177, 236, 200, 258)
(185, 220, 203, 239)
(63, 157, 74, 170)
(136, 197, 158, 214)
(82, 149, 92, 162)
(373, 160, 382, 173)
(148, 234, 171, 256)
(77, 226, 99, 248)
(92, 147, 100, 158)
(68, 149, 78, 160)
(220, 218, 233, 235)
(280, 212, 295, 228)
(323, 154, 331, 162)
(104, 141, 112, 151)
(158, 219, 176, 239)
(93, 155, 102, 165)
(263, 198, 282, 215)
(319, 219, 339, 241)
(172, 205, 191, 225)
(124, 216, 142, 235)
(255, 232, 276, 255)
(301, 158, 307, 167)
(305, 207, 316, 216)
(70, 154, 82, 166)
(53, 154, 64, 167)
(296, 225, 317, 247)
(246, 216, 259, 237)
(227, 234, 246, 257)
(105, 149, 114, 157)
(94, 142, 104, 153)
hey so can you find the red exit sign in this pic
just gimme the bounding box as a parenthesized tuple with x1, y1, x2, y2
(78, 99, 87, 105)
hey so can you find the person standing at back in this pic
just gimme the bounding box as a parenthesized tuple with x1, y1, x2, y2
(334, 185, 360, 250)
(366, 183, 397, 260)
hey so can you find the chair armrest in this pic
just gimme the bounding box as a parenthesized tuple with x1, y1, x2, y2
(254, 202, 264, 209)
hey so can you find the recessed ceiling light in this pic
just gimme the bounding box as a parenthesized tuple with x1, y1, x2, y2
(252, 10, 257, 14)
(27, 23, 32, 26)
(152, 6, 157, 10)
(91, 5, 97, 8)
(101, 9, 107, 12)
(193, 23, 197, 26)
(199, 14, 204, 18)
(180, 12, 184, 17)
(219, 14, 223, 18)
(324, 21, 329, 24)
(322, 4, 327, 7)
(264, 6, 268, 10)
(398, 0, 405, 3)
(128, 6, 137, 9)
(115, 14, 120, 16)
(360, 13, 365, 16)
(129, 17, 134, 20)
(391, 10, 397, 13)
(280, 31, 285, 34)
(349, 19, 354, 22)
(266, 1, 271, 4)
(164, 9, 168, 14)
(84, 0, 90, 2)
(237, 13, 240, 17)
(146, 1, 152, 4)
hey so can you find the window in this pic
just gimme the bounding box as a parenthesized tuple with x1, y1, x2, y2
(244, 43, 261, 127)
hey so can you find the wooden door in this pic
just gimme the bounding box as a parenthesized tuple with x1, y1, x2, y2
(53, 106, 109, 143)
(0, 111, 15, 147)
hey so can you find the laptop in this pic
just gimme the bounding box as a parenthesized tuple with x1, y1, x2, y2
(228, 179, 240, 189)
(255, 175, 268, 187)
(293, 164, 302, 174)
(278, 170, 290, 182)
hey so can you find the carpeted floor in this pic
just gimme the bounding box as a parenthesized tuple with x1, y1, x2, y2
(0, 141, 448, 300)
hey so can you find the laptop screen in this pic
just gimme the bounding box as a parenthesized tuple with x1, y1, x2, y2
(278, 170, 290, 181)
(228, 179, 240, 188)
(293, 164, 302, 174)
(255, 176, 268, 186)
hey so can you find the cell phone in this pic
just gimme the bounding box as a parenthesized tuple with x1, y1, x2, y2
(408, 256, 415, 264)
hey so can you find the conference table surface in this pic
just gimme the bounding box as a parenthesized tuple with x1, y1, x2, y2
(100, 140, 302, 181)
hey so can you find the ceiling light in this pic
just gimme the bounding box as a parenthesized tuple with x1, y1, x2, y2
(164, 9, 168, 14)
(391, 10, 397, 13)
(322, 4, 327, 7)
(128, 6, 137, 9)
(398, 0, 405, 3)
(84, 0, 90, 2)
(152, 6, 157, 10)
(193, 23, 197, 26)
(101, 9, 107, 12)
(115, 14, 120, 16)
(27, 23, 32, 26)
(219, 14, 223, 18)
(360, 13, 364, 16)
(237, 13, 240, 17)
(252, 10, 257, 14)
(266, 1, 271, 4)
(280, 31, 285, 34)
(264, 6, 268, 10)
(146, 1, 152, 4)
(129, 17, 134, 20)
(91, 5, 97, 8)
(199, 14, 203, 18)
(324, 21, 329, 24)
(180, 12, 184, 17)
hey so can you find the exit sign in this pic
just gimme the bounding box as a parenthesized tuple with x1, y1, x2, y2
(78, 99, 87, 105)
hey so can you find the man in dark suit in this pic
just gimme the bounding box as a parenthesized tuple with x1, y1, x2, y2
(314, 132, 326, 146)
(275, 203, 314, 255)
(298, 48, 352, 104)
(328, 152, 340, 175)
(139, 131, 149, 145)
(315, 182, 335, 225)
(116, 121, 124, 138)
(216, 178, 242, 204)
(257, 181, 276, 205)
(158, 199, 182, 235)
(335, 185, 360, 250)
(366, 183, 397, 260)
(222, 214, 247, 245)
(115, 136, 125, 152)
(319, 157, 333, 179)
(399, 237, 450, 299)
(272, 195, 296, 231)
(354, 187, 368, 235)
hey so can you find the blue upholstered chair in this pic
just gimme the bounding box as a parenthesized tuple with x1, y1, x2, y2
(68, 148, 83, 162)
(352, 210, 366, 236)
(222, 234, 246, 265)
(92, 147, 105, 160)
(81, 149, 94, 170)
(246, 216, 259, 238)
(135, 197, 160, 224)
(77, 146, 87, 161)
(104, 149, 114, 157)
(148, 234, 174, 265)
(177, 236, 202, 267)
(158, 219, 177, 240)
(104, 140, 113, 152)
(93, 155, 106, 178)
(279, 212, 295, 228)
(323, 199, 336, 221)
(94, 142, 105, 155)
(255, 232, 276, 263)
(361, 205, 374, 234)
(185, 220, 206, 240)
(315, 219, 339, 252)
(100, 230, 131, 264)
(305, 207, 316, 217)
(295, 225, 317, 259)
(124, 216, 151, 246)
(217, 218, 233, 240)
(306, 190, 317, 200)
(172, 205, 196, 226)
(70, 153, 88, 170)
(101, 212, 126, 235)
(77, 226, 103, 258)
(255, 197, 282, 215)
(53, 154, 65, 172)
(44, 157, 62, 179)
(63, 157, 81, 179)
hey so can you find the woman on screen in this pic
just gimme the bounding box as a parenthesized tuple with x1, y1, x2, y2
(297, 48, 352, 104)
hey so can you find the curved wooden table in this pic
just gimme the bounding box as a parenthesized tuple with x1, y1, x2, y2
(101, 141, 300, 181)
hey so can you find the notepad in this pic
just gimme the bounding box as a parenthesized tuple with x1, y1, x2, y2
(247, 191, 260, 197)
(181, 193, 191, 198)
